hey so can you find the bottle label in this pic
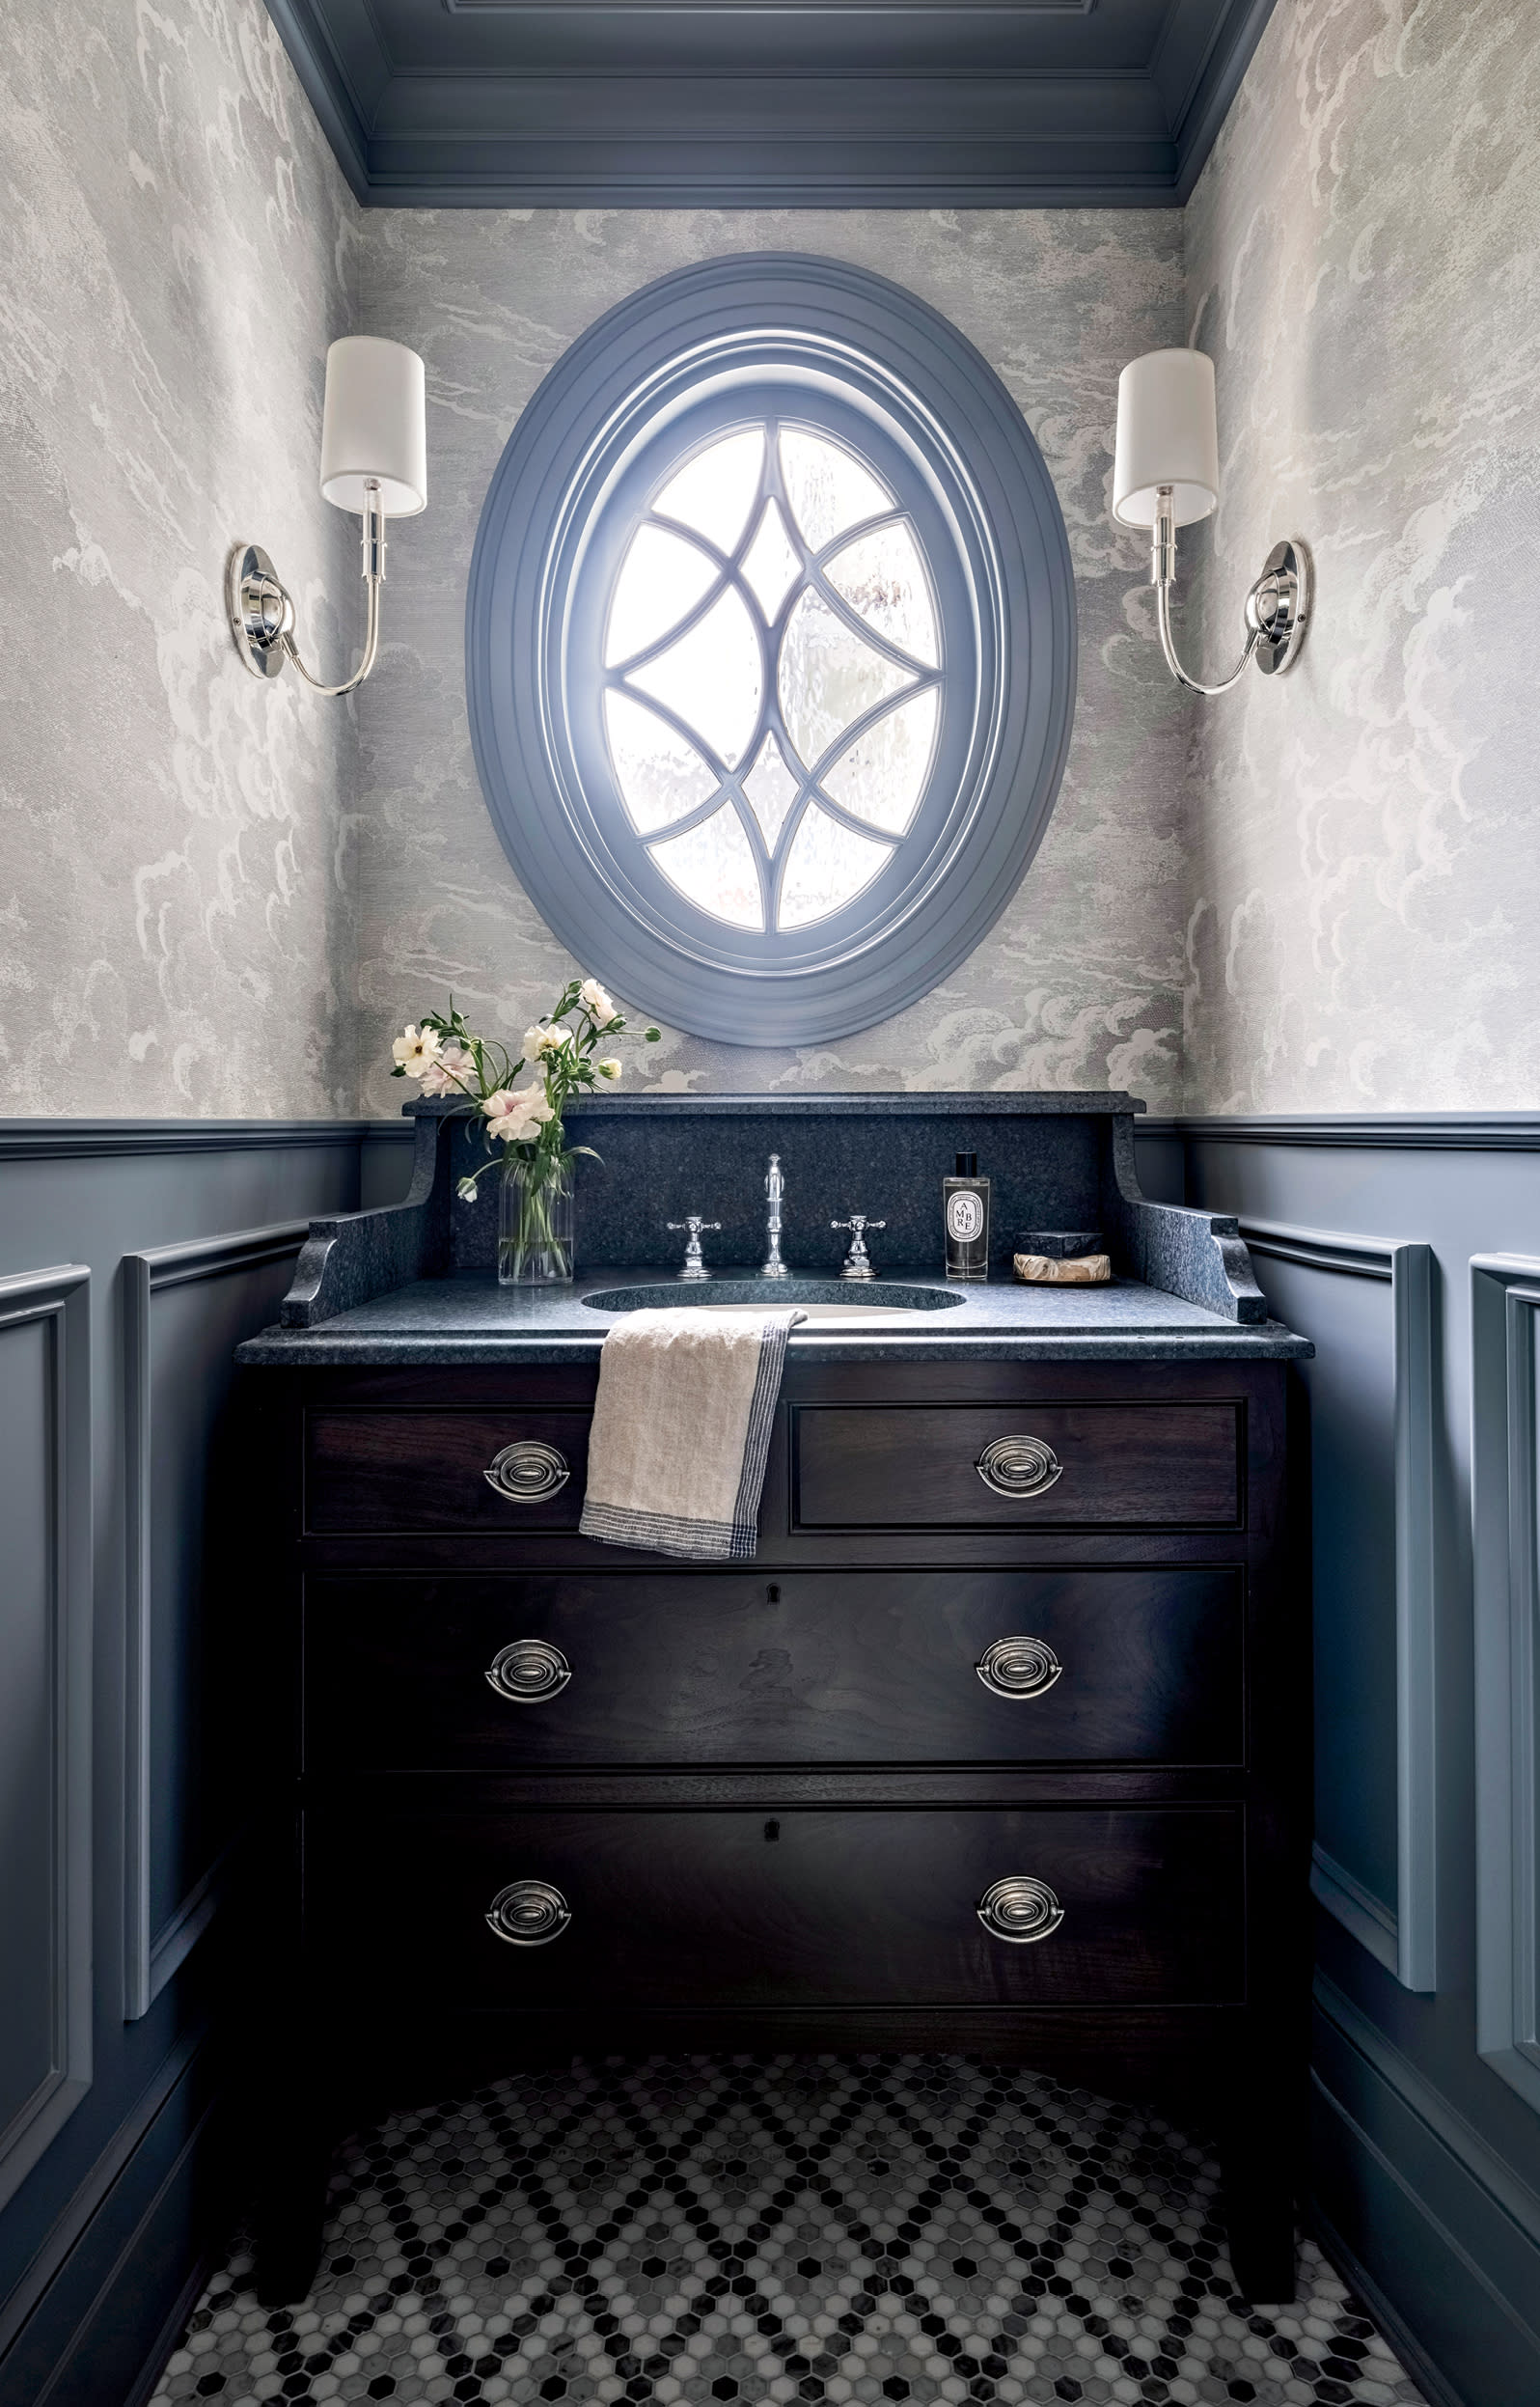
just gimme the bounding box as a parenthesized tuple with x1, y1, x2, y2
(947, 1190, 984, 1242)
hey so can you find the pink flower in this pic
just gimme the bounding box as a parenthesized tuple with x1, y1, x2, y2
(420, 1040, 478, 1097)
(482, 1086, 555, 1145)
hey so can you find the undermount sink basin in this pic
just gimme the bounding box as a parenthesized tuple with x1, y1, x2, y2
(582, 1279, 964, 1320)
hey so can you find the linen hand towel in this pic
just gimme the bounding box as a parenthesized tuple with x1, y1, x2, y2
(579, 1307, 802, 1560)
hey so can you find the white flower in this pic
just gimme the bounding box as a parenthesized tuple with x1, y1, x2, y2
(595, 1057, 622, 1081)
(482, 1086, 556, 1145)
(420, 1039, 477, 1097)
(579, 978, 619, 1027)
(392, 1023, 443, 1080)
(456, 1176, 480, 1204)
(522, 1022, 572, 1059)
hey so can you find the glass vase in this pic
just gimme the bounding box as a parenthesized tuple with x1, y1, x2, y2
(498, 1148, 574, 1286)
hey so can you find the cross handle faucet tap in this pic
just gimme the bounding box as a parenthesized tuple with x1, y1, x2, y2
(666, 1215, 721, 1281)
(832, 1214, 887, 1282)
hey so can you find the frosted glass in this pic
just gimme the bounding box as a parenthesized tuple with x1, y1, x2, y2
(779, 589, 914, 773)
(628, 584, 762, 769)
(824, 523, 938, 667)
(778, 801, 892, 928)
(604, 691, 719, 835)
(780, 428, 892, 554)
(605, 525, 718, 670)
(741, 736, 800, 851)
(649, 804, 764, 928)
(741, 500, 803, 621)
(821, 689, 939, 836)
(653, 429, 764, 555)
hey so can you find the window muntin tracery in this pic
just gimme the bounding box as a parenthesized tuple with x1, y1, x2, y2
(596, 421, 944, 936)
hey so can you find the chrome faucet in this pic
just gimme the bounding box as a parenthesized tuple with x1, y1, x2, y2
(761, 1153, 788, 1279)
(667, 1215, 720, 1281)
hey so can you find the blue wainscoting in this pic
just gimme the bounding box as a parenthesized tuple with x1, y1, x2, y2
(3, 1110, 1536, 2407)
(1136, 1116, 1540, 2407)
(0, 1120, 413, 2407)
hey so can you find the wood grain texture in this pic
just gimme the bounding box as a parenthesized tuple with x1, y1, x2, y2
(304, 1408, 592, 1533)
(307, 1804, 1246, 2010)
(254, 1350, 1305, 2308)
(303, 1566, 1245, 1770)
(792, 1401, 1243, 1529)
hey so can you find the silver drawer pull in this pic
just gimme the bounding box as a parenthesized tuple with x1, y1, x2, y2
(977, 1875, 1064, 1945)
(484, 1440, 569, 1502)
(486, 1639, 571, 1703)
(976, 1435, 1062, 1498)
(976, 1636, 1062, 1700)
(485, 1879, 571, 1946)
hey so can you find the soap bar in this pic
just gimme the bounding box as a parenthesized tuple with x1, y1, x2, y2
(1013, 1252, 1112, 1286)
(1014, 1229, 1103, 1260)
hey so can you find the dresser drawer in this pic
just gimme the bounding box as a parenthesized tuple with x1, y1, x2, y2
(304, 1409, 591, 1533)
(308, 1805, 1245, 2009)
(304, 1569, 1244, 1769)
(792, 1402, 1242, 1529)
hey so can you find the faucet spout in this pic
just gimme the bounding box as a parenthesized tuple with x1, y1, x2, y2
(761, 1153, 788, 1280)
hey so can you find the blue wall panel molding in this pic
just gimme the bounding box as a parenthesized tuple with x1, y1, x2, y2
(0, 1265, 93, 2213)
(1143, 1112, 1540, 1151)
(1470, 1255, 1540, 2116)
(0, 1120, 385, 1162)
(124, 1224, 311, 2022)
(261, 0, 1274, 207)
(0, 1130, 365, 2407)
(1239, 1217, 1437, 1992)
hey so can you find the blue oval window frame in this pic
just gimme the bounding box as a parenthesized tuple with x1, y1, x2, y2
(466, 253, 1077, 1047)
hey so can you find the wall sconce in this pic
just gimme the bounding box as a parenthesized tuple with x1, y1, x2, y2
(227, 336, 427, 696)
(1113, 346, 1309, 693)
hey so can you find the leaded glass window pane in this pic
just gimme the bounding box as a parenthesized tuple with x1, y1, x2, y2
(600, 416, 946, 935)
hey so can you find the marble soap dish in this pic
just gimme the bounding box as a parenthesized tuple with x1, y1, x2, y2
(1013, 1229, 1112, 1285)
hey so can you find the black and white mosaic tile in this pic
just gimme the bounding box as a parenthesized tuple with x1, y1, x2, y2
(151, 2056, 1424, 2407)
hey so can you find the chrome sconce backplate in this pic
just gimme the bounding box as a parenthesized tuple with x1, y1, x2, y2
(227, 543, 291, 680)
(1249, 538, 1311, 678)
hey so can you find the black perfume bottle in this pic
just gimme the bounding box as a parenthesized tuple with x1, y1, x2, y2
(944, 1151, 991, 1280)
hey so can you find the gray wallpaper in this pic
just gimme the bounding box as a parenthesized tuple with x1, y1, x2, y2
(355, 210, 1190, 1114)
(10, 0, 1529, 1121)
(1181, 0, 1540, 1114)
(0, 0, 359, 1117)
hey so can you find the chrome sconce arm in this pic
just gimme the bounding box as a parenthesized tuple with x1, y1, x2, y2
(225, 335, 426, 700)
(227, 483, 388, 697)
(1149, 488, 1310, 694)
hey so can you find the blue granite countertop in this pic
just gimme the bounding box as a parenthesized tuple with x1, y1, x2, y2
(236, 1265, 1311, 1366)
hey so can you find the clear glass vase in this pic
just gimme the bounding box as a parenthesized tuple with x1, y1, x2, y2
(498, 1148, 574, 1286)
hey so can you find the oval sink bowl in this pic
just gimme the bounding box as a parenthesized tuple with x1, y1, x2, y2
(583, 1279, 964, 1320)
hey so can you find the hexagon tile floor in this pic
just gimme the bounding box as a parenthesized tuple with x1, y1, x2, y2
(149, 2055, 1426, 2407)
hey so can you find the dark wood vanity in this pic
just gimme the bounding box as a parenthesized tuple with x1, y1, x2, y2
(240, 1097, 1310, 2310)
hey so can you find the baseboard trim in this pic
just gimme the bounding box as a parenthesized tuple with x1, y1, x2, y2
(30, 2084, 228, 2407)
(1309, 2025, 1540, 2407)
(0, 2031, 204, 2365)
(0, 2029, 240, 2407)
(121, 2244, 223, 2407)
(1308, 2203, 1470, 2407)
(1314, 1973, 1540, 2255)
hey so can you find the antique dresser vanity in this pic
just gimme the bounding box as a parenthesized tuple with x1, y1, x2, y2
(238, 1095, 1309, 2308)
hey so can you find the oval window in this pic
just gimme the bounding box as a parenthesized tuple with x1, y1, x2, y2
(467, 255, 1076, 1047)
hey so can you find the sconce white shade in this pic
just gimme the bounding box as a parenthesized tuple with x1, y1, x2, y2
(1113, 346, 1220, 529)
(318, 336, 427, 517)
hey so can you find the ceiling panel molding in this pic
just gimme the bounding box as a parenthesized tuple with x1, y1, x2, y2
(263, 0, 1274, 205)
